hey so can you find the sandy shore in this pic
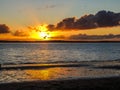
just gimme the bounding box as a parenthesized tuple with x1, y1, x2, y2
(0, 60, 120, 90)
(0, 76, 120, 90)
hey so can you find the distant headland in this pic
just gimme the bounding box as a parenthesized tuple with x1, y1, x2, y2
(0, 40, 120, 43)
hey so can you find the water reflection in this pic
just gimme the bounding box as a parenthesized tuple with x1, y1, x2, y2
(26, 69, 50, 80)
(1, 43, 120, 64)
(1, 66, 120, 83)
(25, 67, 88, 80)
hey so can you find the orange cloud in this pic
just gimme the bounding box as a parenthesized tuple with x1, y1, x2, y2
(13, 30, 30, 36)
(51, 35, 66, 40)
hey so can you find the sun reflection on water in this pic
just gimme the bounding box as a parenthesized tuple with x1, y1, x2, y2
(1, 65, 120, 83)
(26, 69, 50, 80)
(25, 67, 82, 80)
(25, 68, 67, 80)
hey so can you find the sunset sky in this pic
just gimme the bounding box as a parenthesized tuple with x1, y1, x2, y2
(0, 0, 120, 41)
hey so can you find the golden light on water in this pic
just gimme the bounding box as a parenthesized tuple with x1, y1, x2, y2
(25, 67, 80, 80)
(26, 70, 50, 80)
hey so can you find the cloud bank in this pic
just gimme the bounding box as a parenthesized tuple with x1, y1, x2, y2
(48, 10, 120, 30)
(13, 30, 30, 36)
(69, 34, 120, 40)
(0, 10, 120, 41)
(0, 24, 10, 34)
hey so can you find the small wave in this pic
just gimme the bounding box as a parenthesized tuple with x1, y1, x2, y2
(1, 59, 120, 70)
(1, 63, 89, 70)
(1, 59, 120, 65)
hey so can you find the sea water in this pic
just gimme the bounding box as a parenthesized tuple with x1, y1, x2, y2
(0, 43, 120, 65)
(0, 42, 120, 83)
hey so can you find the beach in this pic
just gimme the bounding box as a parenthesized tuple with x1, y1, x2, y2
(0, 60, 120, 90)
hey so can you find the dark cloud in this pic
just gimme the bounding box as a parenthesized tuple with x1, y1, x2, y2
(74, 14, 97, 29)
(48, 10, 120, 30)
(96, 10, 120, 27)
(69, 34, 120, 40)
(47, 24, 55, 31)
(13, 30, 29, 36)
(51, 35, 66, 39)
(56, 17, 76, 30)
(0, 24, 10, 34)
(37, 4, 58, 10)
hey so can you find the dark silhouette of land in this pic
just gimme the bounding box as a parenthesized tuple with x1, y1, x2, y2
(0, 40, 120, 43)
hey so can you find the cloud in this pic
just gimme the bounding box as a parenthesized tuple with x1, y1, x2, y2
(69, 34, 120, 40)
(0, 24, 10, 34)
(48, 10, 120, 30)
(45, 5, 57, 9)
(95, 10, 120, 27)
(13, 30, 30, 36)
(51, 35, 66, 39)
(47, 24, 55, 31)
(56, 17, 76, 30)
(37, 4, 58, 10)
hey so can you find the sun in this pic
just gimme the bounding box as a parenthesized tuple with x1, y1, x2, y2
(39, 31, 50, 39)
(29, 24, 55, 40)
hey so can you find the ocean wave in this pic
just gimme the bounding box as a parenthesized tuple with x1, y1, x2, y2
(1, 63, 90, 70)
(1, 59, 120, 70)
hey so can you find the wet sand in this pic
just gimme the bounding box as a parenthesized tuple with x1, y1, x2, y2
(0, 60, 120, 90)
(0, 76, 120, 90)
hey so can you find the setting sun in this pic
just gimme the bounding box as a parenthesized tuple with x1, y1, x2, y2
(37, 25, 51, 40)
(29, 24, 53, 40)
(39, 31, 50, 39)
(0, 0, 120, 41)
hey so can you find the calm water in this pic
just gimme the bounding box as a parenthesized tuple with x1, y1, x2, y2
(0, 43, 120, 64)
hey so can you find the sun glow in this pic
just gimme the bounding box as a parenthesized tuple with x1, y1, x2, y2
(29, 24, 53, 40)
(39, 31, 50, 39)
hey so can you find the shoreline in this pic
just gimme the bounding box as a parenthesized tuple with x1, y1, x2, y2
(0, 60, 120, 89)
(0, 76, 120, 90)
(1, 59, 120, 65)
(1, 59, 120, 70)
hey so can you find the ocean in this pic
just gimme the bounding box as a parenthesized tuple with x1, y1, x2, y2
(0, 42, 120, 83)
(0, 43, 120, 65)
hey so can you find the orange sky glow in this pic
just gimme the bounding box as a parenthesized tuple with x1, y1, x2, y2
(0, 25, 120, 41)
(0, 0, 120, 41)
